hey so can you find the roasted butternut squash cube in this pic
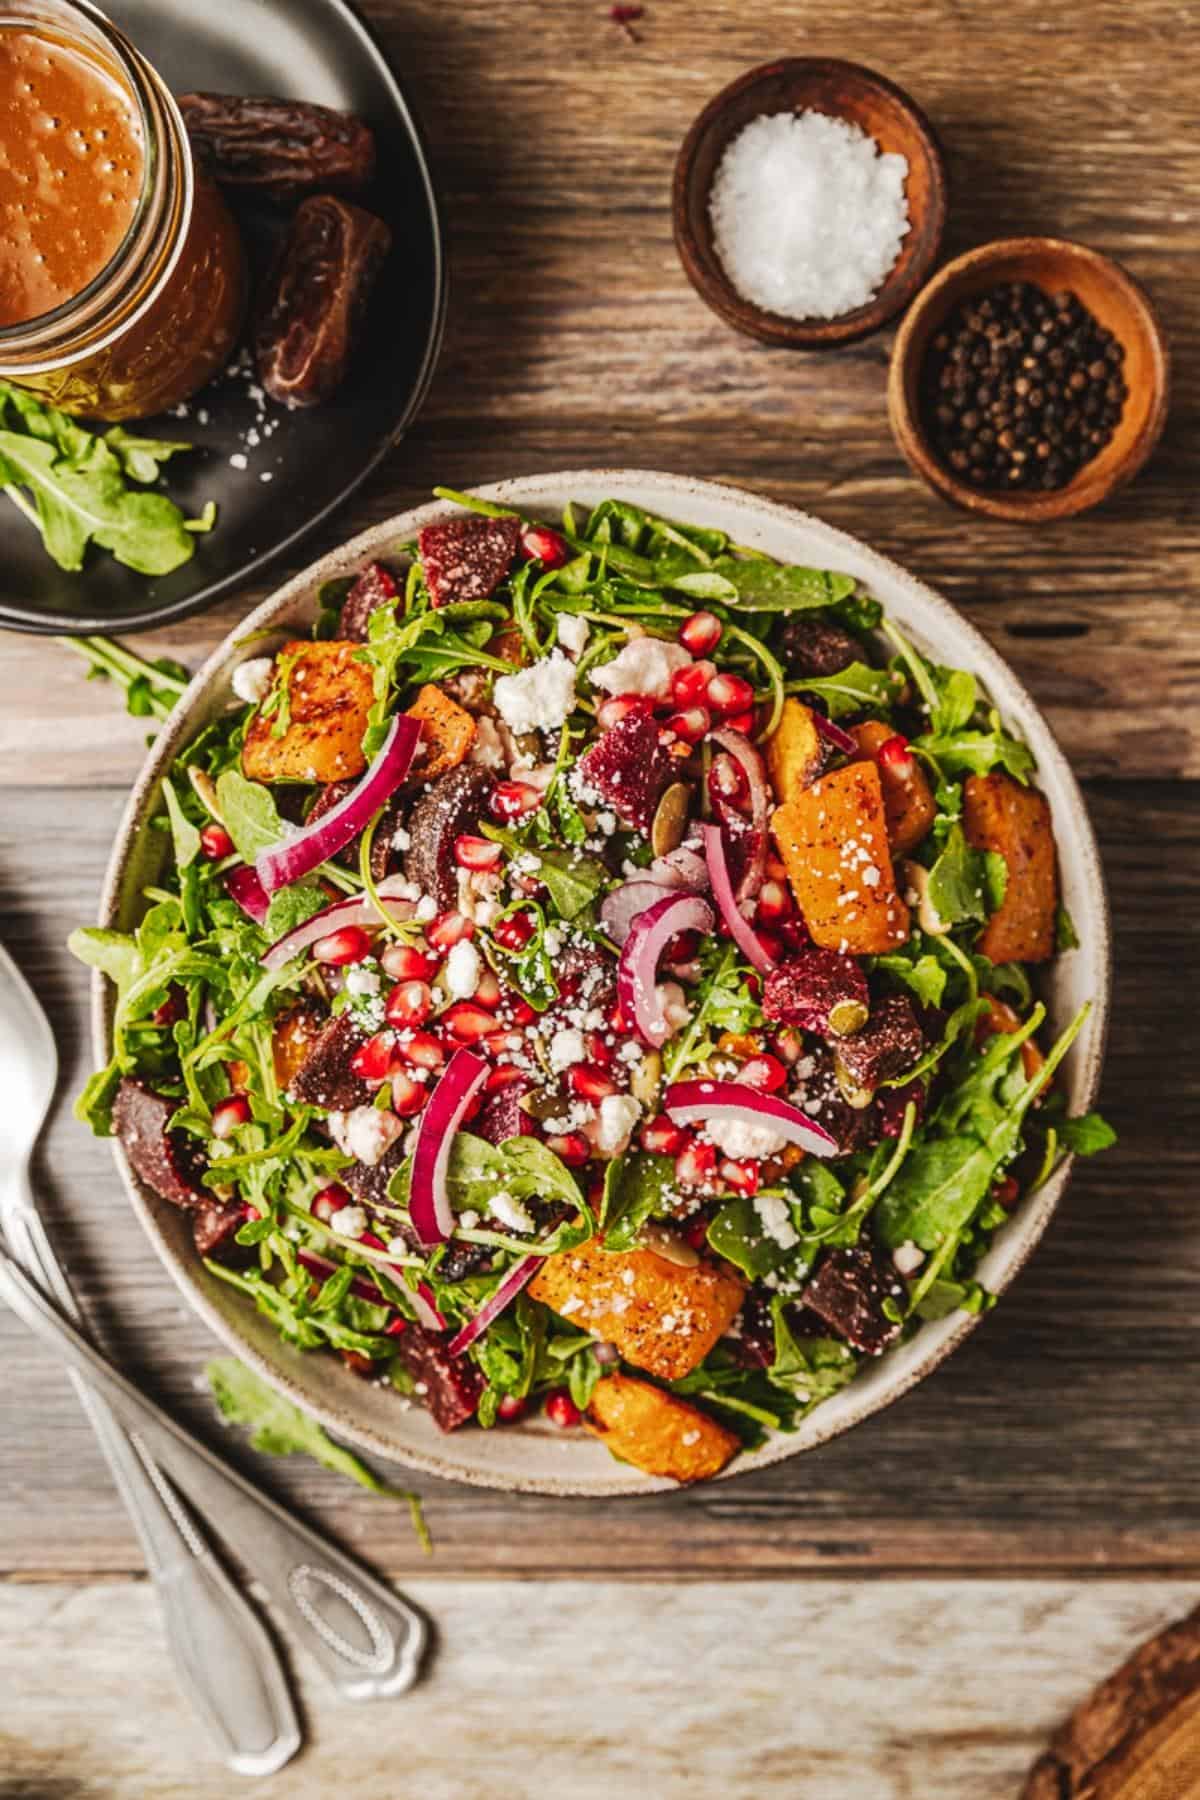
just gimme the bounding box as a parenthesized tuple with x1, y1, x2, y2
(765, 697, 824, 804)
(586, 1373, 740, 1482)
(242, 640, 373, 784)
(849, 720, 936, 855)
(772, 761, 910, 954)
(964, 771, 1058, 964)
(271, 1000, 325, 1091)
(528, 1239, 745, 1381)
(406, 683, 476, 780)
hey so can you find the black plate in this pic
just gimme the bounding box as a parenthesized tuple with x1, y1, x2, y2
(0, 0, 445, 636)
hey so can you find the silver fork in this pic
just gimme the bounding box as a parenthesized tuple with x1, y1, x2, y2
(0, 941, 427, 1767)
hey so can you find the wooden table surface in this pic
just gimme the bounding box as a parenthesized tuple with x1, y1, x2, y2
(1, 1, 1197, 1793)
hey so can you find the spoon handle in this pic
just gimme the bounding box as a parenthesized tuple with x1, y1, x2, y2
(0, 1235, 428, 1701)
(2, 1179, 301, 1776)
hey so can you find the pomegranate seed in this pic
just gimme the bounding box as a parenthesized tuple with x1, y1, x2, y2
(390, 1069, 428, 1117)
(519, 523, 570, 568)
(489, 780, 543, 822)
(682, 1210, 712, 1250)
(772, 1026, 805, 1064)
(351, 1031, 398, 1081)
(454, 834, 504, 871)
(544, 1132, 591, 1168)
(443, 1001, 496, 1044)
(640, 1114, 688, 1156)
(151, 992, 183, 1027)
(877, 733, 913, 772)
(725, 708, 756, 735)
(675, 1139, 718, 1188)
(496, 1392, 529, 1422)
(492, 910, 536, 950)
(385, 1316, 409, 1338)
(706, 671, 755, 716)
(738, 1054, 789, 1093)
(670, 658, 717, 706)
(755, 927, 784, 964)
(720, 1157, 760, 1197)
(596, 693, 652, 730)
(211, 1094, 251, 1138)
(484, 1028, 525, 1060)
(585, 1029, 614, 1068)
(385, 979, 434, 1028)
(200, 823, 234, 860)
(756, 878, 794, 924)
(504, 997, 537, 1027)
(567, 1064, 619, 1102)
(473, 966, 503, 1010)
(665, 929, 701, 964)
(311, 1183, 350, 1224)
(426, 911, 475, 954)
(484, 1063, 527, 1094)
(993, 1174, 1021, 1209)
(397, 1029, 445, 1070)
(360, 1230, 387, 1251)
(664, 706, 711, 744)
(678, 612, 723, 657)
(381, 942, 434, 982)
(544, 1388, 582, 1429)
(709, 753, 749, 806)
(313, 924, 371, 965)
(778, 917, 809, 952)
(609, 999, 634, 1034)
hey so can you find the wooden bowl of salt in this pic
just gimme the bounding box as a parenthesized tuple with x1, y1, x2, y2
(673, 58, 947, 348)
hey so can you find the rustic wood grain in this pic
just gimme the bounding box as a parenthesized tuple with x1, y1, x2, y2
(0, 0, 1196, 1599)
(2, 1579, 1197, 1799)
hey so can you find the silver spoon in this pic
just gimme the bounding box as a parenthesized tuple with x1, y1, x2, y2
(0, 942, 427, 1755)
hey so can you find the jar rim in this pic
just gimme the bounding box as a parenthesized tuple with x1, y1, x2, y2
(0, 0, 175, 349)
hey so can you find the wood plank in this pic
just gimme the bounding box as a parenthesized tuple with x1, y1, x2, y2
(0, 781, 1194, 1578)
(1, 1578, 1196, 1798)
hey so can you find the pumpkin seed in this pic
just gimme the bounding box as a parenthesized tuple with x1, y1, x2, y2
(828, 997, 870, 1037)
(637, 1221, 700, 1267)
(650, 781, 691, 858)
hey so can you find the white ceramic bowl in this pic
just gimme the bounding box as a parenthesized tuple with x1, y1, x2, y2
(94, 471, 1110, 1494)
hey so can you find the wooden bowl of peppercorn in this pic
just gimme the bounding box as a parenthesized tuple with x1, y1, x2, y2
(888, 237, 1169, 520)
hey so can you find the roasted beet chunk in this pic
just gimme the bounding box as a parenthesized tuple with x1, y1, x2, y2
(112, 1078, 208, 1209)
(474, 1075, 535, 1147)
(552, 942, 617, 1018)
(192, 1198, 246, 1260)
(403, 762, 494, 909)
(834, 994, 925, 1096)
(417, 514, 521, 609)
(394, 1326, 484, 1430)
(342, 1139, 407, 1211)
(576, 708, 673, 834)
(790, 1049, 878, 1156)
(802, 1244, 905, 1355)
(875, 1077, 927, 1139)
(778, 615, 863, 679)
(340, 560, 399, 642)
(763, 947, 869, 1038)
(288, 1011, 373, 1111)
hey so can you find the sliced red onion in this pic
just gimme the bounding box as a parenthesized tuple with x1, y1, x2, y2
(411, 1280, 448, 1331)
(812, 711, 857, 755)
(409, 1048, 489, 1247)
(600, 879, 669, 948)
(711, 725, 769, 900)
(702, 824, 774, 975)
(448, 1256, 539, 1357)
(648, 844, 710, 891)
(618, 892, 715, 1048)
(226, 863, 270, 924)
(255, 713, 421, 894)
(664, 1078, 838, 1159)
(260, 876, 416, 970)
(297, 1247, 384, 1307)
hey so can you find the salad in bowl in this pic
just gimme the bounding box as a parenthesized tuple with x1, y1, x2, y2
(72, 483, 1112, 1485)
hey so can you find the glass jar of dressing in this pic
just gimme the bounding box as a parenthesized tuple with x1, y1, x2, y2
(0, 0, 246, 419)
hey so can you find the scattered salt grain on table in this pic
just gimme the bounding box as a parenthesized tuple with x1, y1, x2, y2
(709, 110, 910, 321)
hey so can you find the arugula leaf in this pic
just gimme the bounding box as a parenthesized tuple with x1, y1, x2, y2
(873, 949, 948, 1009)
(67, 925, 143, 990)
(768, 1305, 858, 1406)
(103, 425, 194, 484)
(707, 1194, 795, 1279)
(1056, 1111, 1117, 1155)
(161, 780, 200, 870)
(601, 1152, 674, 1250)
(263, 884, 327, 940)
(791, 662, 903, 719)
(713, 556, 857, 613)
(62, 635, 190, 724)
(215, 770, 285, 862)
(1055, 905, 1081, 952)
(916, 728, 1037, 782)
(481, 824, 607, 921)
(926, 824, 1007, 927)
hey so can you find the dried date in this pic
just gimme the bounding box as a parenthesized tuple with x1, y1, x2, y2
(178, 93, 376, 198)
(254, 195, 391, 408)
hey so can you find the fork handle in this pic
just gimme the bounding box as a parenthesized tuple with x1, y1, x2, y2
(3, 1181, 300, 1775)
(0, 1235, 428, 1700)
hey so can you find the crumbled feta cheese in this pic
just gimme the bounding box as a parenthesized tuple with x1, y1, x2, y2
(543, 927, 563, 956)
(754, 1193, 799, 1251)
(386, 1236, 411, 1258)
(329, 1205, 367, 1240)
(557, 612, 589, 656)
(414, 895, 438, 922)
(595, 1092, 642, 1155)
(655, 980, 692, 1034)
(596, 810, 617, 836)
(590, 636, 691, 698)
(391, 824, 411, 852)
(893, 1240, 926, 1276)
(707, 1115, 790, 1159)
(344, 965, 381, 998)
(231, 656, 275, 704)
(548, 1027, 586, 1072)
(458, 1210, 480, 1231)
(493, 650, 576, 735)
(469, 715, 507, 769)
(490, 1191, 536, 1234)
(444, 938, 481, 999)
(344, 1105, 402, 1166)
